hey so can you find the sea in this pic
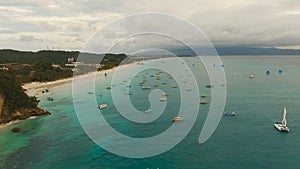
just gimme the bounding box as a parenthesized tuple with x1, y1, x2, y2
(1, 56, 300, 169)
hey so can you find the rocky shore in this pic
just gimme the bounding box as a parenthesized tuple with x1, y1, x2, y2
(0, 107, 50, 126)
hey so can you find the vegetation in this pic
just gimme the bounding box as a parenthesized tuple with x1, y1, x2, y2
(0, 49, 129, 83)
(0, 49, 129, 124)
(0, 71, 38, 112)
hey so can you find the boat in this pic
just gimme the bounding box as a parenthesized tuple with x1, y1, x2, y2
(162, 93, 168, 96)
(98, 104, 108, 109)
(144, 109, 152, 113)
(139, 81, 145, 86)
(172, 116, 183, 122)
(274, 107, 289, 132)
(153, 83, 158, 87)
(249, 74, 254, 79)
(160, 97, 167, 101)
(106, 86, 112, 90)
(266, 70, 271, 75)
(142, 86, 151, 89)
(200, 99, 207, 104)
(186, 88, 192, 91)
(172, 85, 178, 88)
(223, 111, 237, 116)
(201, 94, 207, 98)
(205, 84, 212, 88)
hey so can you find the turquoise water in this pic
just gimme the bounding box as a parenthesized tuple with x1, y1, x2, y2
(1, 56, 300, 169)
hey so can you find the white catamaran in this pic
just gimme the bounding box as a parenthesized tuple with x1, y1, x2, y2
(274, 107, 289, 132)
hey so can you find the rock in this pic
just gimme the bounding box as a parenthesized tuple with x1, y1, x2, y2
(11, 127, 22, 133)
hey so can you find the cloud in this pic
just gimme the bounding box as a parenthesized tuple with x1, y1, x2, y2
(0, 0, 300, 51)
(19, 35, 43, 42)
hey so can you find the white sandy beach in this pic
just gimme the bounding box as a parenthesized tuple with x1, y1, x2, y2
(22, 62, 139, 97)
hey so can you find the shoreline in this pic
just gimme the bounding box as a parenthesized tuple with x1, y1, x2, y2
(1, 60, 151, 128)
(22, 60, 142, 96)
(22, 67, 118, 97)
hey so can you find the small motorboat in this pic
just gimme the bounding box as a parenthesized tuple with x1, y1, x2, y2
(205, 84, 212, 88)
(98, 104, 108, 109)
(144, 109, 152, 113)
(172, 85, 178, 88)
(162, 93, 169, 96)
(186, 88, 192, 91)
(223, 111, 237, 116)
(201, 94, 207, 98)
(160, 97, 167, 101)
(200, 99, 207, 104)
(274, 107, 289, 132)
(249, 74, 254, 79)
(142, 86, 151, 89)
(172, 116, 183, 122)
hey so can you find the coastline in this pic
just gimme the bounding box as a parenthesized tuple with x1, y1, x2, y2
(1, 60, 144, 128)
(22, 61, 140, 96)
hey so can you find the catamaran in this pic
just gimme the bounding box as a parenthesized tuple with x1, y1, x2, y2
(274, 107, 289, 132)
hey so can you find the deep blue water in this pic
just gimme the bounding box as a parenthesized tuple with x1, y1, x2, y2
(1, 56, 300, 169)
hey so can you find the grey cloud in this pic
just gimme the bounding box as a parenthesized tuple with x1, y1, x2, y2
(1, 0, 300, 50)
(19, 35, 36, 41)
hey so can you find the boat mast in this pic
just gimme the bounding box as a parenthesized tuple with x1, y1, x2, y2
(282, 107, 287, 126)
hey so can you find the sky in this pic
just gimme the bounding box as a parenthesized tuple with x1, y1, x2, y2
(1, 0, 300, 52)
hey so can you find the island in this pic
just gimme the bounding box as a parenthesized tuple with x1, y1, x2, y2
(0, 49, 131, 126)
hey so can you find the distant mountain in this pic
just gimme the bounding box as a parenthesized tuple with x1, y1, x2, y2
(169, 46, 300, 56)
(216, 47, 300, 55)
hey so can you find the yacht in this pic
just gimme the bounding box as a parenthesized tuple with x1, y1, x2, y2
(274, 107, 289, 132)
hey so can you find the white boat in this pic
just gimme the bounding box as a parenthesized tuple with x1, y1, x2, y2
(274, 107, 289, 132)
(200, 99, 207, 104)
(172, 116, 183, 122)
(172, 85, 178, 88)
(98, 104, 108, 109)
(144, 109, 152, 113)
(201, 94, 207, 98)
(162, 92, 169, 96)
(160, 97, 167, 101)
(142, 86, 151, 89)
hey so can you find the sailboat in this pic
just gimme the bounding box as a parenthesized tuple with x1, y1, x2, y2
(274, 107, 289, 132)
